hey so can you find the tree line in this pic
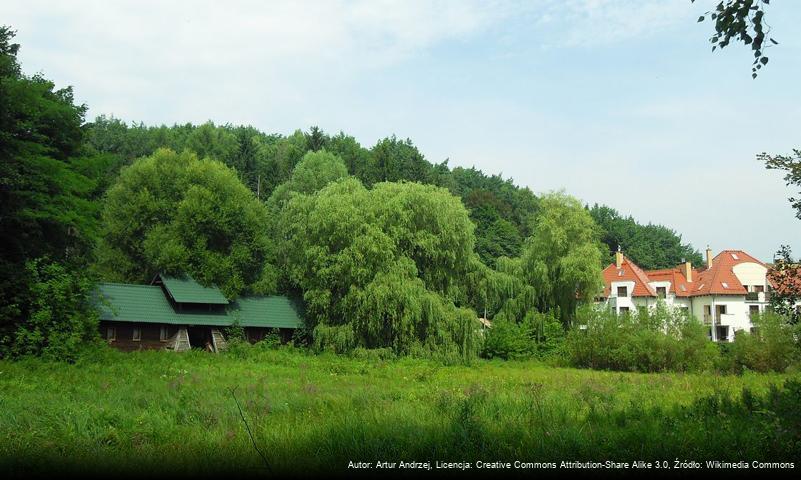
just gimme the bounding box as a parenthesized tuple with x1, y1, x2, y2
(0, 25, 735, 361)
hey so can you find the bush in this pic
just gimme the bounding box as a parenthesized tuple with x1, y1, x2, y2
(256, 328, 282, 349)
(727, 312, 800, 373)
(6, 259, 99, 362)
(565, 303, 718, 372)
(481, 311, 564, 360)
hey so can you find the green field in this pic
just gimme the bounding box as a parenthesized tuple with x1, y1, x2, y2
(1, 347, 800, 476)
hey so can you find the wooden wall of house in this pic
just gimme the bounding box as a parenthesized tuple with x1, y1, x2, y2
(100, 322, 298, 351)
(100, 321, 179, 352)
(244, 327, 294, 343)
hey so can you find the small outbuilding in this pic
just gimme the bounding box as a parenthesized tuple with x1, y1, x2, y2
(96, 274, 304, 352)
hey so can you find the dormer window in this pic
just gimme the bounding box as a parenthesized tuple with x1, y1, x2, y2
(617, 286, 628, 297)
(656, 287, 666, 298)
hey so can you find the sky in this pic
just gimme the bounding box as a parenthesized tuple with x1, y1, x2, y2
(2, 0, 800, 262)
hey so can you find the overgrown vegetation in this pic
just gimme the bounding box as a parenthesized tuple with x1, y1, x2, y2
(565, 304, 719, 373)
(0, 349, 799, 475)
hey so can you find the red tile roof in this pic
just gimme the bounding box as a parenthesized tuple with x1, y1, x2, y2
(643, 266, 699, 297)
(602, 254, 657, 297)
(601, 249, 766, 298)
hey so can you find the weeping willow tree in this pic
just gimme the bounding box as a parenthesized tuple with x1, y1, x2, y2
(525, 192, 604, 323)
(275, 177, 482, 361)
(480, 192, 604, 327)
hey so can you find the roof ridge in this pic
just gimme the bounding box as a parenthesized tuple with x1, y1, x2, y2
(99, 282, 162, 289)
(623, 255, 657, 296)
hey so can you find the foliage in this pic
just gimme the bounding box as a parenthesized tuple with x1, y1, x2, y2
(276, 177, 482, 360)
(82, 117, 704, 270)
(565, 304, 719, 372)
(727, 312, 800, 372)
(518, 192, 604, 324)
(481, 311, 564, 360)
(760, 149, 801, 221)
(766, 245, 801, 324)
(4, 259, 99, 361)
(694, 0, 777, 78)
(0, 26, 107, 352)
(266, 149, 348, 212)
(589, 204, 704, 270)
(96, 148, 277, 298)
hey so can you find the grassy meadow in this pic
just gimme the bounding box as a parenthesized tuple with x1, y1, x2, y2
(1, 346, 800, 476)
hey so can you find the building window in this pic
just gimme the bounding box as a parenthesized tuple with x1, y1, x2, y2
(133, 328, 141, 342)
(160, 326, 168, 341)
(656, 287, 666, 298)
(106, 327, 116, 342)
(617, 286, 628, 297)
(619, 306, 630, 314)
(749, 305, 759, 317)
(754, 285, 764, 293)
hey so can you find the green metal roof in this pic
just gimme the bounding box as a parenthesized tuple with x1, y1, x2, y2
(97, 283, 304, 329)
(97, 283, 177, 324)
(158, 274, 229, 304)
(230, 296, 306, 329)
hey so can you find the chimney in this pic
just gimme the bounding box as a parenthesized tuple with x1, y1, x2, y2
(684, 261, 692, 282)
(615, 245, 623, 268)
(706, 245, 713, 269)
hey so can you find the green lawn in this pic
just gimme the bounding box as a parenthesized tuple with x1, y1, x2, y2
(1, 346, 799, 476)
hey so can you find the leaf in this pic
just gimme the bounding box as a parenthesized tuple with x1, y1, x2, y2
(760, 57, 769, 65)
(697, 15, 705, 22)
(752, 73, 757, 79)
(770, 38, 779, 45)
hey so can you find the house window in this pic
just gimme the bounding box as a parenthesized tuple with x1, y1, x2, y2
(749, 305, 759, 317)
(656, 287, 666, 298)
(754, 285, 764, 293)
(106, 327, 116, 342)
(160, 326, 168, 341)
(617, 286, 628, 297)
(133, 328, 141, 342)
(619, 306, 630, 314)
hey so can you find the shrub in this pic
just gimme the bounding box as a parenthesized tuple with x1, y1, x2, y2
(565, 303, 717, 372)
(727, 312, 800, 372)
(256, 328, 282, 349)
(6, 259, 99, 361)
(481, 311, 564, 360)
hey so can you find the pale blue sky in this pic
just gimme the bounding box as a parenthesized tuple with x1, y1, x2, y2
(3, 0, 800, 262)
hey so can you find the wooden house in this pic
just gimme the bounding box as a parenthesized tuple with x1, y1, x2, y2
(96, 274, 304, 352)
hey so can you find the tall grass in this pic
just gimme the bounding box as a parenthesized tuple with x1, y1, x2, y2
(0, 346, 799, 476)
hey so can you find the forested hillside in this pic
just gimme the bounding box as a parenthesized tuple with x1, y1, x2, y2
(82, 117, 702, 270)
(0, 25, 702, 359)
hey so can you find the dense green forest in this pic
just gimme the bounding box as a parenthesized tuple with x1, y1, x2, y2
(81, 116, 703, 271)
(0, 26, 706, 360)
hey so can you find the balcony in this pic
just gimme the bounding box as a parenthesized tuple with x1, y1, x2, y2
(703, 313, 736, 325)
(745, 291, 770, 303)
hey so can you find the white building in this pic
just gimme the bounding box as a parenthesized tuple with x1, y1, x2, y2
(597, 248, 772, 342)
